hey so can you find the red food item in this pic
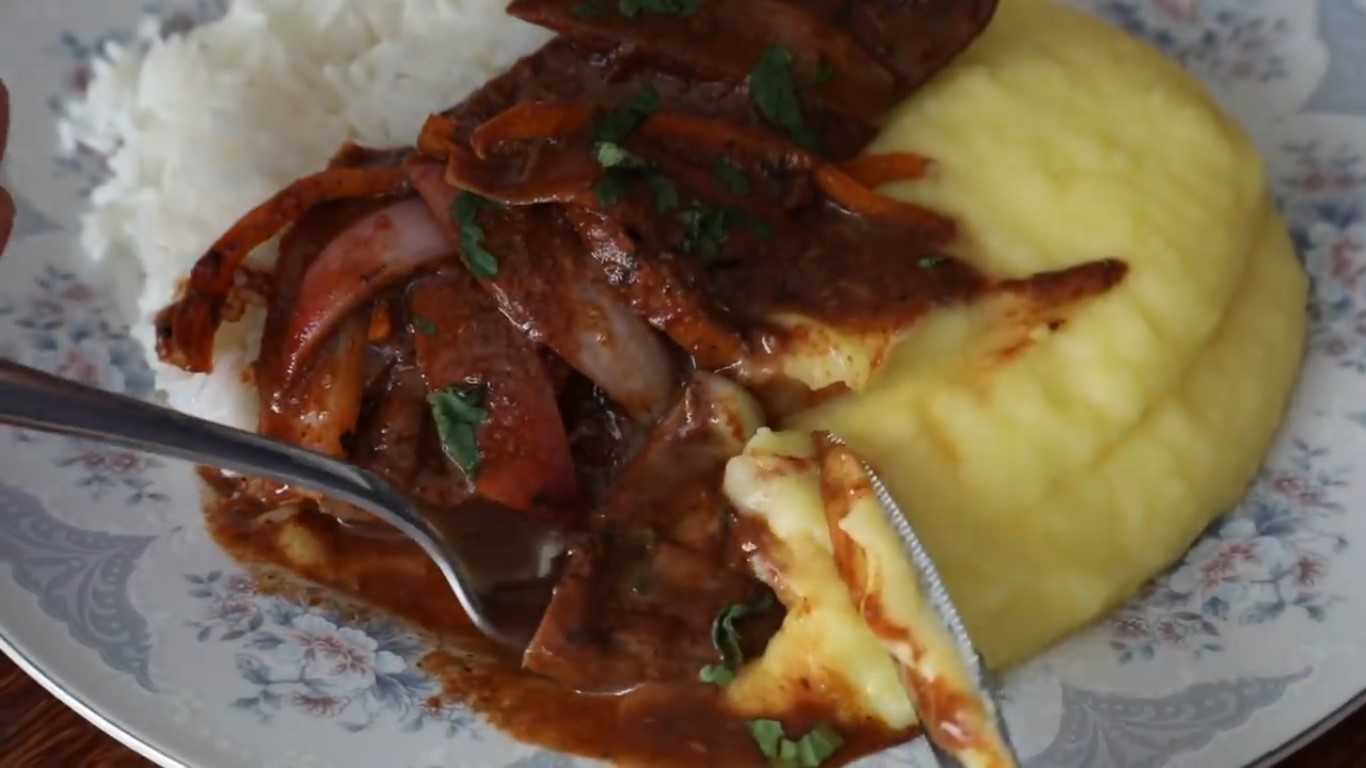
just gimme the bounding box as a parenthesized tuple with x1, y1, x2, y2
(0, 79, 14, 261)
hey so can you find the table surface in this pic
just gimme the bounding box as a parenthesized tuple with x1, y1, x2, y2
(0, 658, 1362, 767)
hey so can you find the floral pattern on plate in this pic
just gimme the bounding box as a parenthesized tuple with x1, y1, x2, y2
(1107, 440, 1349, 661)
(1280, 141, 1366, 371)
(1099, 0, 1292, 85)
(185, 571, 473, 735)
(2, 0, 1365, 767)
(0, 265, 168, 504)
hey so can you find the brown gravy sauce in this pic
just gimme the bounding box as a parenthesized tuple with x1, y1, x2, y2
(201, 472, 914, 766)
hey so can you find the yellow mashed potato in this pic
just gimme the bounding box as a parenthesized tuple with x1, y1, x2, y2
(722, 0, 1307, 725)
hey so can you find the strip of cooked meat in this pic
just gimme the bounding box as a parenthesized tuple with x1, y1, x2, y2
(408, 268, 582, 516)
(507, 0, 898, 125)
(407, 159, 680, 422)
(524, 373, 771, 692)
(276, 198, 458, 386)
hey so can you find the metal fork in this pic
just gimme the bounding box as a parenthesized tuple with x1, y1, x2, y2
(0, 358, 572, 651)
(822, 432, 1021, 768)
(864, 457, 1020, 768)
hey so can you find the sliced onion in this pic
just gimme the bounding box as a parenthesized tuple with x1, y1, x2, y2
(278, 198, 457, 386)
(407, 159, 679, 423)
(155, 167, 410, 373)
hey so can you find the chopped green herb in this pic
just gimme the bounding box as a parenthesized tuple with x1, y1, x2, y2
(628, 83, 663, 116)
(594, 174, 630, 207)
(677, 203, 773, 263)
(698, 664, 736, 687)
(806, 63, 836, 87)
(593, 84, 662, 145)
(795, 724, 844, 767)
(428, 384, 489, 478)
(918, 254, 949, 269)
(589, 86, 682, 213)
(696, 591, 774, 686)
(593, 157, 679, 214)
(618, 0, 703, 17)
(571, 0, 609, 16)
(648, 174, 681, 213)
(595, 141, 650, 170)
(412, 316, 438, 336)
(678, 203, 734, 265)
(449, 191, 502, 280)
(733, 210, 773, 241)
(748, 719, 786, 762)
(713, 157, 752, 196)
(748, 45, 819, 151)
(746, 720, 844, 768)
(712, 592, 774, 668)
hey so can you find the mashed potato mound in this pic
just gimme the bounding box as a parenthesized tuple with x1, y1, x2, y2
(727, 0, 1308, 690)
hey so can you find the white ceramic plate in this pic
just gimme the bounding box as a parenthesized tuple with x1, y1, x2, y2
(2, 1, 1365, 766)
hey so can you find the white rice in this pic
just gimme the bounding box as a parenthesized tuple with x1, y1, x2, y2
(60, 0, 551, 428)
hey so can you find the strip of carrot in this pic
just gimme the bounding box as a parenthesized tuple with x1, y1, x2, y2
(814, 164, 955, 242)
(839, 152, 934, 188)
(157, 166, 410, 373)
(445, 143, 599, 206)
(469, 101, 813, 174)
(470, 102, 595, 159)
(418, 113, 463, 159)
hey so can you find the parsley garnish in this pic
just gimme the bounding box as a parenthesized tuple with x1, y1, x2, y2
(795, 724, 844, 767)
(748, 45, 819, 151)
(595, 141, 650, 170)
(412, 316, 438, 336)
(593, 142, 652, 206)
(593, 85, 662, 145)
(648, 174, 681, 213)
(714, 157, 752, 196)
(679, 203, 734, 265)
(698, 664, 736, 686)
(428, 384, 489, 478)
(747, 720, 844, 768)
(918, 254, 948, 269)
(590, 86, 675, 210)
(712, 592, 774, 669)
(594, 174, 630, 207)
(449, 191, 502, 280)
(733, 209, 773, 240)
(678, 204, 772, 264)
(593, 164, 677, 213)
(698, 592, 774, 687)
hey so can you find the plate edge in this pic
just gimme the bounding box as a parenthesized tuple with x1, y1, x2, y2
(0, 629, 189, 768)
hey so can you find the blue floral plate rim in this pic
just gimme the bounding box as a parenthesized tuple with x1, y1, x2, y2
(3, 0, 1366, 766)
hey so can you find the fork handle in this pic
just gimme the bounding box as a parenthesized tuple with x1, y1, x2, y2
(0, 358, 500, 628)
(0, 358, 395, 510)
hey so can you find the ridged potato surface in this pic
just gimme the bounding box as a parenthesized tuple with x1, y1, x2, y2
(733, 0, 1308, 679)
